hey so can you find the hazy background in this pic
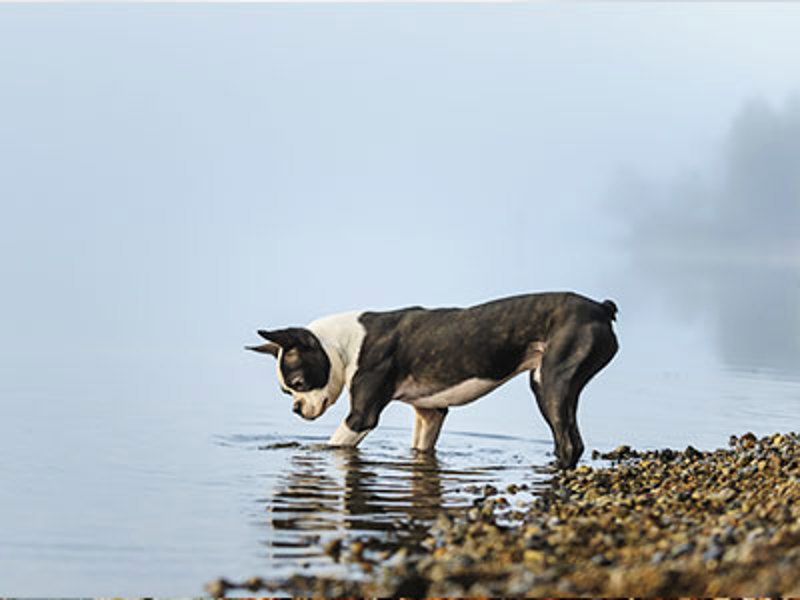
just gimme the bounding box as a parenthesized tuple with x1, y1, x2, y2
(1, 3, 799, 595)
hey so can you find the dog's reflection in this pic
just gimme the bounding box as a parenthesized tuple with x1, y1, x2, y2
(339, 449, 447, 527)
(265, 447, 448, 556)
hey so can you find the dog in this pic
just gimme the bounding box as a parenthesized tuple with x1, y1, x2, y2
(247, 292, 618, 469)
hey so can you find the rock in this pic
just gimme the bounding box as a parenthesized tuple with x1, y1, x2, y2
(483, 484, 499, 497)
(391, 573, 430, 597)
(702, 544, 723, 562)
(350, 541, 365, 559)
(494, 496, 510, 508)
(671, 542, 694, 559)
(205, 578, 230, 598)
(684, 445, 702, 459)
(650, 551, 666, 564)
(612, 444, 631, 457)
(591, 553, 613, 566)
(324, 537, 343, 561)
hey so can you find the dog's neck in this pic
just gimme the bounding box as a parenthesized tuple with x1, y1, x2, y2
(307, 311, 366, 396)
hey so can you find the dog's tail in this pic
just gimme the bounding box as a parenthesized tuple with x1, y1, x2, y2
(601, 299, 618, 321)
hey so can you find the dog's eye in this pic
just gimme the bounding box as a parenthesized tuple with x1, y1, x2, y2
(290, 377, 306, 390)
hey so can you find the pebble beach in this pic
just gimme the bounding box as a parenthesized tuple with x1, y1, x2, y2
(208, 431, 800, 597)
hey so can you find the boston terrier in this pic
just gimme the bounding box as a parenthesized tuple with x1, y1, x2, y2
(248, 292, 618, 469)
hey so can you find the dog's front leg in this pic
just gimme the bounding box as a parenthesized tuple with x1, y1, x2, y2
(328, 363, 394, 448)
(329, 419, 371, 447)
(328, 406, 386, 447)
(411, 407, 448, 451)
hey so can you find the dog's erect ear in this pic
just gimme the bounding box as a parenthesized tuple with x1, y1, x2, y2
(245, 342, 280, 356)
(256, 327, 320, 351)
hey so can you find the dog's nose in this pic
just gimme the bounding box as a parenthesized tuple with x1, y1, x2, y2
(292, 402, 302, 416)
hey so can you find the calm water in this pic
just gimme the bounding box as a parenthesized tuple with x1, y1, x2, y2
(2, 360, 799, 596)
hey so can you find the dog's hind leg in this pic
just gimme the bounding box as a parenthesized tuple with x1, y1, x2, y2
(411, 407, 448, 451)
(532, 322, 618, 469)
(530, 369, 575, 469)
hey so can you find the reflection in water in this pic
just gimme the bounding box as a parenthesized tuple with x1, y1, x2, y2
(339, 450, 446, 528)
(259, 441, 551, 574)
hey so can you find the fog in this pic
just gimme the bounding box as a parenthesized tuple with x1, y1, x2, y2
(1, 3, 799, 415)
(612, 98, 800, 374)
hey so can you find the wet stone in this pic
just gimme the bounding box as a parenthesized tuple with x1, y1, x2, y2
(259, 441, 302, 450)
(324, 537, 343, 561)
(702, 544, 724, 562)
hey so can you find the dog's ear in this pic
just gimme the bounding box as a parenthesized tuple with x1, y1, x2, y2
(245, 342, 280, 356)
(256, 327, 319, 351)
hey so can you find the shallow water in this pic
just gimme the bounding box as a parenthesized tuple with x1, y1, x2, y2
(233, 428, 554, 581)
(2, 364, 799, 595)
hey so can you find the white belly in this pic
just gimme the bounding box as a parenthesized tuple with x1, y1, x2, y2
(394, 377, 504, 409)
(392, 341, 546, 410)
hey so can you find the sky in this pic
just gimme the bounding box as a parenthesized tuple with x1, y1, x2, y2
(1, 2, 799, 410)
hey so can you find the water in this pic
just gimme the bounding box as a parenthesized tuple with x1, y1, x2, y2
(2, 362, 798, 596)
(243, 429, 553, 580)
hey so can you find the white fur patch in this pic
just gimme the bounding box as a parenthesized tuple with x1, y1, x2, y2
(397, 377, 503, 409)
(328, 421, 371, 447)
(307, 311, 366, 392)
(525, 342, 546, 385)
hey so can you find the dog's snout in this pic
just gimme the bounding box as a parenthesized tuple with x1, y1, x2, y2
(292, 402, 303, 416)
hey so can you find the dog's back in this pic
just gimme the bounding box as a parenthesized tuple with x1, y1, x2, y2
(358, 292, 615, 385)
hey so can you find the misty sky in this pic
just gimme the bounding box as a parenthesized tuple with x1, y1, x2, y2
(613, 98, 800, 373)
(1, 3, 799, 404)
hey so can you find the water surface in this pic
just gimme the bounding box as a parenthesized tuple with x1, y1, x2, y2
(3, 364, 797, 595)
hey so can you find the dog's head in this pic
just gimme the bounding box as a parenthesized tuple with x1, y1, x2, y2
(247, 327, 342, 420)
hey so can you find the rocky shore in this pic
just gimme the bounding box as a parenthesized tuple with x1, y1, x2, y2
(208, 431, 800, 596)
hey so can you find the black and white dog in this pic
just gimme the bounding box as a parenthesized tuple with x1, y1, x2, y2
(248, 292, 618, 469)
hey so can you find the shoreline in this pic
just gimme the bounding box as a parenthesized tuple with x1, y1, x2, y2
(208, 431, 800, 596)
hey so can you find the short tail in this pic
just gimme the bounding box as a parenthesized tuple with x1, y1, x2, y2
(601, 299, 618, 321)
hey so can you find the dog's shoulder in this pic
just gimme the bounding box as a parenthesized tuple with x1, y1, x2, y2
(352, 306, 425, 365)
(358, 305, 427, 330)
